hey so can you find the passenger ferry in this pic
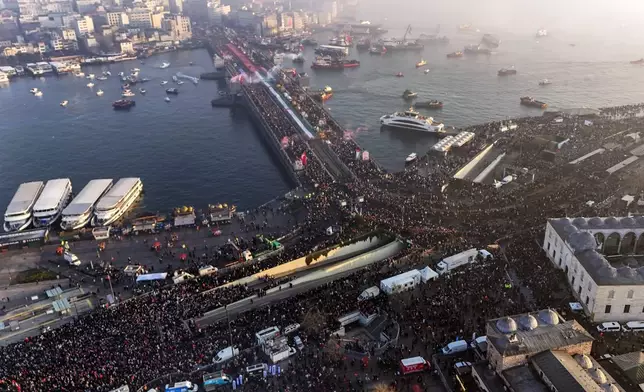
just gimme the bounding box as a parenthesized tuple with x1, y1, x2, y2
(60, 179, 113, 231)
(3, 181, 44, 232)
(380, 108, 445, 133)
(92, 177, 143, 227)
(32, 178, 73, 228)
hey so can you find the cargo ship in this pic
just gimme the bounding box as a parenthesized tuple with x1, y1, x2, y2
(498, 67, 517, 76)
(311, 58, 360, 70)
(113, 99, 135, 110)
(464, 45, 491, 55)
(415, 100, 443, 109)
(520, 96, 547, 109)
(481, 34, 500, 48)
(447, 51, 463, 58)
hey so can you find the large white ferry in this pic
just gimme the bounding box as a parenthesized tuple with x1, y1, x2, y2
(3, 181, 44, 232)
(92, 177, 143, 227)
(32, 178, 72, 228)
(60, 179, 113, 231)
(380, 108, 445, 133)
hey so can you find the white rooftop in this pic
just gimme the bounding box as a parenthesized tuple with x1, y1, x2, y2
(33, 179, 71, 211)
(4, 181, 44, 216)
(62, 179, 112, 216)
(95, 177, 140, 211)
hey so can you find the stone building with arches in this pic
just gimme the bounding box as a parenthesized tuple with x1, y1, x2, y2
(544, 217, 644, 323)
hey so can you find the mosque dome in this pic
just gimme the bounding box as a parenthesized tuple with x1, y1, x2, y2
(518, 315, 538, 331)
(575, 354, 593, 369)
(538, 309, 559, 325)
(589, 368, 607, 384)
(588, 217, 604, 226)
(496, 317, 518, 334)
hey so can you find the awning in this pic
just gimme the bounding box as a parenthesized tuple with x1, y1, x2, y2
(136, 273, 168, 282)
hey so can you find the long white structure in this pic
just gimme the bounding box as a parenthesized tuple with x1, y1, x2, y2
(544, 217, 644, 322)
(32, 179, 72, 228)
(60, 179, 113, 231)
(92, 177, 142, 227)
(258, 73, 314, 139)
(380, 269, 422, 295)
(3, 181, 44, 232)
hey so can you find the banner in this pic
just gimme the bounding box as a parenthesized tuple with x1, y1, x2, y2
(362, 151, 370, 161)
(300, 152, 307, 166)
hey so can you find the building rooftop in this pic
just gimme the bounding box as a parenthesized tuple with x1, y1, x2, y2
(487, 310, 593, 357)
(549, 217, 644, 285)
(471, 362, 507, 392)
(502, 365, 549, 392)
(611, 351, 644, 385)
(531, 351, 624, 392)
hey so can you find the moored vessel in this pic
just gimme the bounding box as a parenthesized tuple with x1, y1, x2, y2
(380, 108, 445, 133)
(520, 96, 547, 108)
(3, 181, 44, 232)
(32, 178, 73, 228)
(539, 79, 552, 86)
(166, 87, 179, 94)
(405, 152, 418, 163)
(402, 89, 417, 99)
(415, 100, 443, 109)
(60, 179, 113, 231)
(311, 57, 360, 70)
(92, 177, 143, 227)
(368, 46, 386, 55)
(113, 99, 135, 110)
(536, 29, 548, 38)
(416, 59, 427, 68)
(498, 67, 517, 76)
(447, 51, 463, 58)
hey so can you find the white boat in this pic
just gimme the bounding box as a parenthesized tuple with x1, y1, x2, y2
(75, 72, 85, 77)
(172, 75, 178, 82)
(177, 81, 184, 85)
(60, 100, 68, 107)
(139, 88, 146, 94)
(60, 179, 113, 231)
(3, 181, 44, 232)
(34, 91, 43, 97)
(380, 108, 445, 133)
(161, 81, 168, 85)
(96, 76, 107, 80)
(32, 178, 73, 228)
(86, 74, 95, 79)
(122, 90, 135, 97)
(29, 88, 39, 94)
(424, 69, 430, 74)
(539, 78, 552, 86)
(96, 89, 104, 96)
(160, 62, 170, 69)
(131, 68, 140, 72)
(536, 29, 548, 37)
(87, 82, 94, 87)
(165, 97, 171, 102)
(118, 72, 124, 76)
(405, 153, 418, 163)
(92, 177, 143, 227)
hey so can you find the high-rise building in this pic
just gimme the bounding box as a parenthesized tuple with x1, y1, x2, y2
(74, 0, 97, 13)
(151, 11, 164, 28)
(127, 8, 152, 28)
(74, 15, 94, 34)
(107, 11, 129, 27)
(162, 14, 190, 40)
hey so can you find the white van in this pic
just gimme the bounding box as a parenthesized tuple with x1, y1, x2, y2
(596, 322, 622, 332)
(283, 323, 301, 335)
(442, 340, 468, 355)
(622, 321, 644, 332)
(213, 346, 239, 364)
(293, 336, 304, 350)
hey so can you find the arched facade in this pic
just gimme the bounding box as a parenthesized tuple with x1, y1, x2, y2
(586, 228, 644, 255)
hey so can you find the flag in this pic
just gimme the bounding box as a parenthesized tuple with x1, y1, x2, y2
(355, 149, 361, 160)
(300, 152, 307, 166)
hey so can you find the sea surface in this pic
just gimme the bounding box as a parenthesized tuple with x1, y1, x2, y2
(3, 22, 644, 213)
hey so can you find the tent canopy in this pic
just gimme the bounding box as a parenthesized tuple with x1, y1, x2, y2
(419, 267, 438, 282)
(136, 273, 168, 282)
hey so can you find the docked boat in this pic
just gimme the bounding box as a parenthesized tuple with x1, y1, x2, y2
(356, 39, 371, 50)
(380, 108, 445, 133)
(96, 76, 107, 81)
(311, 57, 360, 70)
(498, 67, 517, 76)
(395, 72, 404, 77)
(301, 38, 318, 46)
(539, 79, 552, 86)
(96, 89, 104, 96)
(166, 88, 179, 94)
(32, 178, 72, 228)
(536, 29, 548, 38)
(165, 97, 171, 102)
(520, 96, 547, 109)
(405, 153, 418, 163)
(60, 100, 68, 107)
(34, 91, 43, 97)
(464, 45, 491, 55)
(630, 58, 644, 65)
(369, 46, 386, 55)
(75, 72, 85, 77)
(161, 81, 168, 85)
(447, 51, 464, 58)
(122, 90, 135, 97)
(86, 74, 95, 79)
(87, 82, 94, 87)
(416, 59, 427, 68)
(172, 75, 178, 82)
(160, 62, 170, 69)
(139, 88, 146, 94)
(292, 54, 305, 63)
(402, 89, 417, 99)
(417, 33, 449, 44)
(415, 100, 443, 109)
(29, 88, 39, 94)
(177, 80, 184, 85)
(113, 99, 135, 110)
(3, 181, 44, 232)
(92, 177, 143, 227)
(60, 179, 113, 231)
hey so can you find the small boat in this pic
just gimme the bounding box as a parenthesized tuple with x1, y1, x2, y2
(113, 99, 135, 110)
(160, 62, 170, 69)
(96, 76, 107, 81)
(165, 97, 171, 102)
(172, 75, 178, 82)
(122, 90, 135, 97)
(415, 100, 443, 109)
(29, 88, 39, 94)
(405, 152, 417, 163)
(140, 78, 150, 83)
(292, 54, 305, 63)
(630, 58, 644, 65)
(104, 71, 111, 76)
(118, 72, 124, 76)
(520, 96, 547, 109)
(177, 81, 184, 85)
(86, 74, 95, 79)
(96, 89, 104, 96)
(86, 82, 94, 87)
(131, 68, 140, 72)
(139, 88, 146, 94)
(402, 89, 417, 99)
(76, 72, 85, 77)
(539, 79, 552, 86)
(34, 91, 43, 97)
(369, 46, 386, 55)
(60, 100, 68, 107)
(161, 81, 168, 85)
(189, 62, 194, 65)
(498, 67, 517, 76)
(416, 59, 427, 68)
(447, 51, 464, 58)
(395, 72, 404, 77)
(424, 69, 430, 74)
(165, 88, 179, 94)
(323, 86, 333, 93)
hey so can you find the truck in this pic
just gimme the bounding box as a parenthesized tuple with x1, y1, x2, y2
(213, 346, 239, 364)
(203, 371, 231, 391)
(380, 270, 422, 295)
(165, 381, 198, 392)
(436, 248, 483, 275)
(64, 251, 81, 266)
(358, 286, 380, 301)
(399, 357, 429, 375)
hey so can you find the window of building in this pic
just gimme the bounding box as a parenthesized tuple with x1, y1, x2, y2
(578, 285, 582, 294)
(585, 296, 590, 305)
(608, 290, 615, 299)
(624, 305, 631, 313)
(571, 276, 575, 286)
(605, 305, 611, 313)
(547, 242, 551, 251)
(588, 281, 592, 291)
(642, 306, 644, 313)
(627, 290, 634, 299)
(580, 272, 584, 282)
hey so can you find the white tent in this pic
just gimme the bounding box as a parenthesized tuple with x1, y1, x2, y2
(419, 267, 438, 282)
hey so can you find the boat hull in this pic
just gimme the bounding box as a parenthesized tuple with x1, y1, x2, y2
(60, 214, 92, 231)
(380, 118, 443, 133)
(32, 209, 63, 228)
(92, 182, 143, 227)
(3, 218, 32, 232)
